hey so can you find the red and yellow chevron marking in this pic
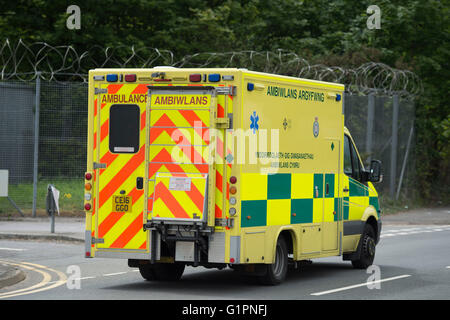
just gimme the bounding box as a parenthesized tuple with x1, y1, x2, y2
(152, 173, 208, 220)
(94, 83, 148, 251)
(147, 92, 211, 220)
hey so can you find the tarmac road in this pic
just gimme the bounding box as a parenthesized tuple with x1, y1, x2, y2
(0, 223, 449, 300)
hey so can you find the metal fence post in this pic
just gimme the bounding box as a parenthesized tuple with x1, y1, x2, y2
(365, 94, 375, 164)
(389, 95, 399, 198)
(32, 72, 41, 217)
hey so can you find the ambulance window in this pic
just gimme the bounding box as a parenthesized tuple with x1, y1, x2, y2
(350, 140, 362, 181)
(109, 104, 140, 154)
(344, 135, 352, 175)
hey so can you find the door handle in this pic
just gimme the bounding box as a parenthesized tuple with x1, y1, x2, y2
(136, 177, 144, 190)
(343, 187, 349, 193)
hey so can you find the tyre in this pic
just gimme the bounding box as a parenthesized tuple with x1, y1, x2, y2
(259, 236, 288, 285)
(351, 224, 376, 269)
(138, 263, 156, 281)
(152, 263, 185, 281)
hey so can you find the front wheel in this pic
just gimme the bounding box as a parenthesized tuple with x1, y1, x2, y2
(259, 236, 288, 285)
(351, 224, 376, 269)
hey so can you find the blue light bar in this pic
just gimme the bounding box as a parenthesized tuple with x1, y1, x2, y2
(106, 74, 118, 82)
(208, 74, 220, 82)
(336, 93, 342, 101)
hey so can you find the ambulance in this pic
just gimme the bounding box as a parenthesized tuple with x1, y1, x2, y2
(84, 67, 382, 285)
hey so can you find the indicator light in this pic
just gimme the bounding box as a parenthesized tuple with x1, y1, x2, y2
(230, 186, 237, 194)
(85, 183, 92, 191)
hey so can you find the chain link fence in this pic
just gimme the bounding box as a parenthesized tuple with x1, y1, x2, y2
(0, 79, 415, 216)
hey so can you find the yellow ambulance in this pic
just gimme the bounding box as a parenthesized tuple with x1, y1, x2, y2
(84, 67, 382, 285)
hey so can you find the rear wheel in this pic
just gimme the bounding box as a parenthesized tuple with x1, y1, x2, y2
(139, 263, 185, 281)
(259, 236, 288, 285)
(351, 224, 376, 269)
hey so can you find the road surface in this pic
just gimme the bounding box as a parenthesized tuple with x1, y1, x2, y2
(0, 224, 449, 300)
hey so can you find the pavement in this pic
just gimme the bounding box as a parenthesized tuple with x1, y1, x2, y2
(0, 207, 448, 291)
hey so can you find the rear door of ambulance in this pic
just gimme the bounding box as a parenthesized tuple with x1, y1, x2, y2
(92, 81, 149, 257)
(146, 86, 216, 226)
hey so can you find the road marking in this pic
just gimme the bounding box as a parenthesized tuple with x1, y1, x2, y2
(310, 274, 411, 296)
(103, 272, 127, 277)
(0, 247, 27, 251)
(0, 260, 67, 299)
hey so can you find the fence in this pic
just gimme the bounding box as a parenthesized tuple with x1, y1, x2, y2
(0, 79, 415, 216)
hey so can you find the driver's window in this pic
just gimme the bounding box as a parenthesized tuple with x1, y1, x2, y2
(344, 135, 353, 176)
(344, 135, 362, 181)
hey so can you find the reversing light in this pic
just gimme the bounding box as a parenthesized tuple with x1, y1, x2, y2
(229, 197, 237, 205)
(106, 74, 118, 82)
(229, 208, 237, 216)
(189, 74, 202, 82)
(84, 193, 92, 201)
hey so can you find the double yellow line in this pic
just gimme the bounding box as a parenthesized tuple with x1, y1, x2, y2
(0, 260, 67, 299)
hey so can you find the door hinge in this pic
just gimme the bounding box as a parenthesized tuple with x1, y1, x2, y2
(91, 237, 104, 244)
(93, 162, 107, 170)
(215, 86, 236, 96)
(95, 88, 108, 95)
(215, 117, 230, 129)
(215, 218, 234, 228)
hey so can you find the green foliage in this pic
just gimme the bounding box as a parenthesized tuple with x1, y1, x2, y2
(1, 0, 448, 203)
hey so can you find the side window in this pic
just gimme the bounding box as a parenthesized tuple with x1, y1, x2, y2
(109, 104, 140, 154)
(344, 135, 353, 176)
(350, 141, 361, 181)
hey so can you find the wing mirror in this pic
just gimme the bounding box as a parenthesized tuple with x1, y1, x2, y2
(368, 160, 382, 183)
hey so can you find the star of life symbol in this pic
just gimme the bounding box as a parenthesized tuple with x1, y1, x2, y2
(250, 111, 259, 134)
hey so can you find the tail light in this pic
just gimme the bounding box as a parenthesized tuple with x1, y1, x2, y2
(84, 203, 92, 211)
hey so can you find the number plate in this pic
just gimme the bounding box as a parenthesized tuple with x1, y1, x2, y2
(112, 195, 132, 213)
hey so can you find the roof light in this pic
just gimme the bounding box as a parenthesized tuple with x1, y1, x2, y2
(222, 75, 234, 81)
(93, 75, 104, 81)
(247, 83, 254, 91)
(189, 74, 202, 82)
(208, 74, 221, 82)
(336, 93, 342, 102)
(106, 74, 118, 82)
(125, 74, 136, 82)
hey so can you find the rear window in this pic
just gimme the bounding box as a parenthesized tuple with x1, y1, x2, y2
(109, 104, 140, 154)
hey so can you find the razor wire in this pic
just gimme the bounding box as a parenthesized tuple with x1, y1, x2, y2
(0, 39, 422, 99)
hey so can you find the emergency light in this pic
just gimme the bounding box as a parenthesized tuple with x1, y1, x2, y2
(106, 74, 118, 82)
